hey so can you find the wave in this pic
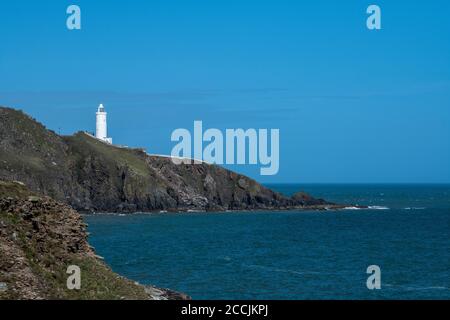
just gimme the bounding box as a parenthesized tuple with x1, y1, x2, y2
(382, 283, 450, 291)
(218, 256, 232, 262)
(343, 206, 390, 210)
(405, 286, 450, 291)
(403, 207, 426, 210)
(385, 283, 450, 291)
(368, 206, 390, 210)
(243, 264, 321, 276)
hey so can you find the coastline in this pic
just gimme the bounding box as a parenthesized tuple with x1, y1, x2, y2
(84, 184, 450, 300)
(0, 107, 349, 215)
(79, 204, 369, 215)
(0, 181, 190, 300)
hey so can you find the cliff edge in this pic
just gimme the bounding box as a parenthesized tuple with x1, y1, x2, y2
(0, 180, 189, 300)
(0, 106, 341, 213)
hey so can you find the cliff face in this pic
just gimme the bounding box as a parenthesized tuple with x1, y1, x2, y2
(0, 181, 189, 300)
(0, 106, 332, 213)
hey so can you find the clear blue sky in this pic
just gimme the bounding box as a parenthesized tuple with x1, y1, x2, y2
(1, 1, 449, 183)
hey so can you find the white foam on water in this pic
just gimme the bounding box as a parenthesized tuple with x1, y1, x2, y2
(368, 206, 390, 210)
(344, 206, 390, 210)
(405, 286, 450, 291)
(383, 283, 449, 291)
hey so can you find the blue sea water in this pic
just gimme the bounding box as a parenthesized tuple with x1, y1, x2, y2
(85, 184, 450, 300)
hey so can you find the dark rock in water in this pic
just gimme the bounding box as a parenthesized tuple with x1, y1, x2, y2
(0, 106, 340, 213)
(0, 180, 189, 300)
(144, 285, 191, 300)
(292, 191, 326, 205)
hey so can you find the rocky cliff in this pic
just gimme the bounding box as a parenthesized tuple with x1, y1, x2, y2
(0, 180, 189, 300)
(0, 106, 339, 213)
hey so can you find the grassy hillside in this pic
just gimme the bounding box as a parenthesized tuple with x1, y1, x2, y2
(0, 106, 331, 213)
(0, 181, 188, 300)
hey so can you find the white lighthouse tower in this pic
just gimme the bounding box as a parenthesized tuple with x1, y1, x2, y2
(95, 104, 112, 144)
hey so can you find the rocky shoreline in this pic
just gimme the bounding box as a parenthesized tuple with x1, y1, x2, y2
(0, 106, 346, 214)
(0, 106, 360, 300)
(0, 181, 189, 300)
(82, 203, 367, 215)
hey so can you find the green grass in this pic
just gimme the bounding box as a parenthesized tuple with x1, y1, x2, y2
(0, 208, 149, 300)
(62, 258, 149, 300)
(0, 180, 151, 300)
(65, 132, 151, 178)
(0, 181, 36, 199)
(1, 108, 63, 157)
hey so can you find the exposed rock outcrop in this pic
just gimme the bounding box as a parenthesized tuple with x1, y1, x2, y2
(0, 181, 189, 300)
(0, 106, 342, 213)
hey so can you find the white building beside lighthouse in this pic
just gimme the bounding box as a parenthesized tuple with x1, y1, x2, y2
(96, 104, 113, 144)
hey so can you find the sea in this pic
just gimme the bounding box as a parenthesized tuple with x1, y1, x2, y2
(85, 184, 450, 299)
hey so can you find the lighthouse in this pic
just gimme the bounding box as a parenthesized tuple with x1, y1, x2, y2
(95, 104, 113, 144)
